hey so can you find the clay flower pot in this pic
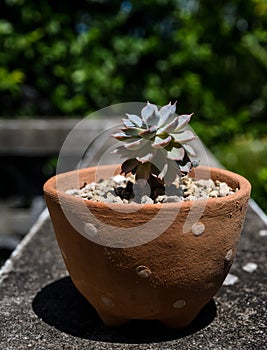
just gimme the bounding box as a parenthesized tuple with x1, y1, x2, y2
(43, 165, 251, 329)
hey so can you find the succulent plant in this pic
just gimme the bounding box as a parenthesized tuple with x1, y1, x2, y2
(112, 102, 198, 200)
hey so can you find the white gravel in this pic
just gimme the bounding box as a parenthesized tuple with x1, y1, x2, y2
(223, 273, 239, 286)
(242, 262, 258, 273)
(65, 174, 238, 204)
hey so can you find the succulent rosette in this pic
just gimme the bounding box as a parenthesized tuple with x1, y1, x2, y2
(112, 102, 198, 196)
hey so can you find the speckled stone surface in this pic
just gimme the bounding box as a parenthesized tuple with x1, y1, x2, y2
(0, 204, 266, 350)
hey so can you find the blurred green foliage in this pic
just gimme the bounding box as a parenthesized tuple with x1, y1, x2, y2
(216, 136, 267, 212)
(0, 0, 266, 210)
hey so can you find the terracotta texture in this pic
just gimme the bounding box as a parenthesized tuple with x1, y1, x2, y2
(43, 165, 251, 329)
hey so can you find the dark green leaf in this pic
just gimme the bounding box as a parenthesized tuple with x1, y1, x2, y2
(121, 158, 139, 174)
(136, 162, 151, 181)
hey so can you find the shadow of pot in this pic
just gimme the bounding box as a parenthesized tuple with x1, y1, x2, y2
(32, 276, 217, 342)
(43, 165, 251, 329)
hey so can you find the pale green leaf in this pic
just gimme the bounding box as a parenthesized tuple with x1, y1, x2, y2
(158, 102, 176, 127)
(172, 114, 193, 132)
(125, 138, 147, 150)
(152, 135, 172, 148)
(167, 147, 185, 160)
(157, 116, 179, 134)
(125, 113, 143, 127)
(182, 144, 197, 156)
(112, 132, 132, 141)
(173, 130, 195, 143)
(139, 125, 157, 139)
(122, 118, 135, 128)
(141, 102, 157, 121)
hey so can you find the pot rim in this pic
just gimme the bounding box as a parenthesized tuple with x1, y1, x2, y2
(43, 165, 251, 211)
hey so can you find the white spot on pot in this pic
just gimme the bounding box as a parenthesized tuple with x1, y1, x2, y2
(206, 282, 214, 289)
(84, 223, 98, 238)
(136, 265, 152, 278)
(173, 300, 186, 309)
(225, 249, 233, 261)
(101, 296, 114, 307)
(192, 222, 205, 236)
(242, 262, 258, 273)
(223, 273, 239, 286)
(259, 229, 267, 237)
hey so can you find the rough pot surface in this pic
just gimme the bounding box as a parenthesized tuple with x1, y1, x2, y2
(43, 165, 251, 329)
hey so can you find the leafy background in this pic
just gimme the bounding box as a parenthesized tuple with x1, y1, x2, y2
(0, 0, 266, 211)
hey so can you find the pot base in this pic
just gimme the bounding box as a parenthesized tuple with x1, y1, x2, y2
(96, 308, 198, 329)
(97, 310, 129, 328)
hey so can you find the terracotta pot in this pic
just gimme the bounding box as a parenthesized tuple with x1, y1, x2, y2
(43, 165, 251, 329)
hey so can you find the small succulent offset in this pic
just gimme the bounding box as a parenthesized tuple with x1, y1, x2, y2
(112, 102, 198, 200)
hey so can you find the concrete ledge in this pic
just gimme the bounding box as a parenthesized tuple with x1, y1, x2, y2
(0, 118, 121, 155)
(0, 119, 266, 348)
(0, 199, 266, 349)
